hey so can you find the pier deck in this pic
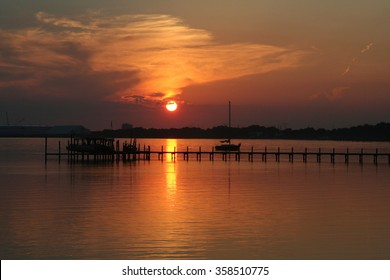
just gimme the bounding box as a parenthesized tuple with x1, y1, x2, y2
(44, 138, 390, 165)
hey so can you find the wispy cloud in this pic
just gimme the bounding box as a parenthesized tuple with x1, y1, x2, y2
(342, 42, 374, 76)
(341, 65, 351, 76)
(35, 11, 89, 29)
(361, 42, 374, 53)
(0, 12, 310, 103)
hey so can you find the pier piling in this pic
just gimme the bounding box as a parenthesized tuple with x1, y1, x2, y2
(44, 137, 48, 164)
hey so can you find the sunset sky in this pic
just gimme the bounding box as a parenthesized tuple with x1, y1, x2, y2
(1, 0, 389, 129)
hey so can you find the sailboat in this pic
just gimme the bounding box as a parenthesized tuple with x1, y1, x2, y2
(215, 101, 241, 151)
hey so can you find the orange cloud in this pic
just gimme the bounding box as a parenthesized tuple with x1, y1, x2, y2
(1, 12, 310, 103)
(310, 86, 351, 101)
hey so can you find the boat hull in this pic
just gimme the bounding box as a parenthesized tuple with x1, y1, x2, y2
(215, 143, 241, 151)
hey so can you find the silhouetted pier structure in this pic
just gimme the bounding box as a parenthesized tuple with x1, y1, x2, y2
(44, 137, 138, 163)
(153, 146, 390, 165)
(44, 137, 390, 165)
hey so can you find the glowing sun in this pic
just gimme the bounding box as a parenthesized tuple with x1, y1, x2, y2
(166, 101, 178, 112)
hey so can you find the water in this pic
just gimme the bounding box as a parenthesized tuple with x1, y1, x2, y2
(1, 138, 390, 259)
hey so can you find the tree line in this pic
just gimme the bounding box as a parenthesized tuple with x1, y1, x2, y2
(92, 122, 390, 141)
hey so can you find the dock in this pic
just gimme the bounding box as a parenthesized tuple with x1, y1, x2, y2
(44, 137, 390, 165)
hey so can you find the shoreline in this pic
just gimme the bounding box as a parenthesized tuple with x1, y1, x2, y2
(0, 122, 389, 142)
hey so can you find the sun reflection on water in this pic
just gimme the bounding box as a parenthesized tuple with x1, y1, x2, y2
(165, 139, 177, 202)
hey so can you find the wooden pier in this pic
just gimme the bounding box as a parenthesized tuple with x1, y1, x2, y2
(44, 138, 390, 165)
(148, 146, 390, 165)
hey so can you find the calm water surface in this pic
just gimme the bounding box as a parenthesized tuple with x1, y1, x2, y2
(1, 138, 390, 259)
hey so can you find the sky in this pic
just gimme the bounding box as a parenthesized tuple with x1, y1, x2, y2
(1, 0, 389, 130)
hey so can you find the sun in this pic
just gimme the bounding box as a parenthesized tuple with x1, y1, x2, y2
(166, 101, 178, 112)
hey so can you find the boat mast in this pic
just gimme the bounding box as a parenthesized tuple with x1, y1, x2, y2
(228, 101, 231, 130)
(228, 101, 231, 143)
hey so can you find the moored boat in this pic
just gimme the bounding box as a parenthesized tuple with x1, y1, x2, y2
(215, 140, 241, 151)
(215, 101, 241, 151)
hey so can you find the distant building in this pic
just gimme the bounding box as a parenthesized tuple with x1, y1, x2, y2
(121, 123, 133, 130)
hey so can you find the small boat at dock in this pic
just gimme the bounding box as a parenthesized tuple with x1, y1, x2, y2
(122, 138, 137, 154)
(215, 139, 241, 151)
(215, 101, 241, 151)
